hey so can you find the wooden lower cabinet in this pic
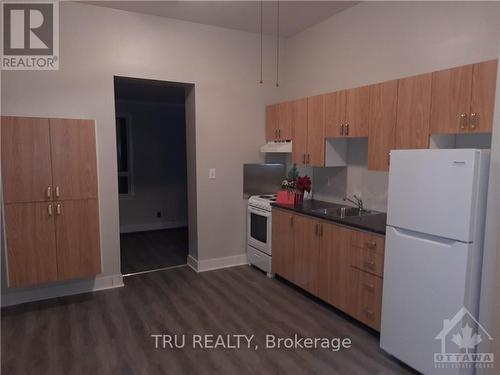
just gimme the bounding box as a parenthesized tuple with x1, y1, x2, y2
(55, 199, 101, 281)
(272, 208, 386, 331)
(4, 202, 59, 287)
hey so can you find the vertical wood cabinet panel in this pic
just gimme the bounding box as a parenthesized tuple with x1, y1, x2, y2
(50, 119, 98, 200)
(306, 95, 325, 167)
(395, 73, 432, 149)
(4, 202, 58, 287)
(324, 90, 346, 138)
(1, 116, 53, 203)
(470, 59, 498, 133)
(430, 64, 473, 134)
(318, 224, 350, 311)
(2, 116, 101, 287)
(293, 215, 320, 295)
(55, 199, 101, 281)
(292, 98, 308, 165)
(278, 101, 293, 141)
(272, 209, 295, 282)
(265, 104, 278, 141)
(368, 80, 398, 171)
(345, 86, 370, 138)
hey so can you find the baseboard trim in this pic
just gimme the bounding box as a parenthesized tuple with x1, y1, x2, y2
(187, 253, 248, 273)
(1, 274, 124, 307)
(120, 221, 187, 234)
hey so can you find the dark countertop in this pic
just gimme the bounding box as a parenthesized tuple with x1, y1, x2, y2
(271, 199, 387, 235)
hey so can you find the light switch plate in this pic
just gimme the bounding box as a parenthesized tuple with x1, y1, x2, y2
(209, 168, 216, 179)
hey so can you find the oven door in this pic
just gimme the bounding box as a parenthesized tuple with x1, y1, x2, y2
(247, 205, 272, 255)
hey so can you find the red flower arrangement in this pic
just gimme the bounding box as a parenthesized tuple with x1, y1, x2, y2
(277, 165, 311, 205)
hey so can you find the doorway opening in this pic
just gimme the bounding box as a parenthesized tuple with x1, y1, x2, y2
(114, 76, 191, 276)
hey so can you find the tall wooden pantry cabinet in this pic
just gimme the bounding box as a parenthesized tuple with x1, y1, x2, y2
(1, 116, 101, 288)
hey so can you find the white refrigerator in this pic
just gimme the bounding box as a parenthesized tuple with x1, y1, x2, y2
(380, 149, 490, 375)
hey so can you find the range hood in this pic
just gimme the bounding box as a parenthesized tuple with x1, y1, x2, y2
(260, 141, 292, 153)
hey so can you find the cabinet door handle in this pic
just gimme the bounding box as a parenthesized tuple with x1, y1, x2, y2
(364, 308, 375, 317)
(302, 154, 306, 164)
(364, 260, 376, 269)
(274, 129, 278, 139)
(470, 113, 479, 130)
(314, 223, 319, 236)
(365, 241, 377, 249)
(47, 204, 53, 216)
(363, 283, 375, 292)
(306, 154, 310, 164)
(459, 113, 468, 130)
(346, 123, 350, 136)
(340, 124, 344, 136)
(46, 186, 52, 199)
(55, 186, 60, 198)
(320, 224, 323, 237)
(56, 204, 61, 215)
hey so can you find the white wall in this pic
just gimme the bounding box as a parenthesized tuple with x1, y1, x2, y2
(1, 2, 281, 303)
(282, 1, 500, 211)
(115, 100, 188, 232)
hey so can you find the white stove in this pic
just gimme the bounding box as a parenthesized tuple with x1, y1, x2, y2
(247, 194, 277, 277)
(247, 194, 277, 211)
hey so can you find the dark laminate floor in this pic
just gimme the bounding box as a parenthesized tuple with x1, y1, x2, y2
(1, 266, 415, 375)
(120, 228, 188, 274)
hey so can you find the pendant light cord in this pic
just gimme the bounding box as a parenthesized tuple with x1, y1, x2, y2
(260, 0, 263, 84)
(276, 0, 280, 87)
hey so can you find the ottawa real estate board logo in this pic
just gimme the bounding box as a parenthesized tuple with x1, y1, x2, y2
(1, 1, 59, 70)
(434, 306, 494, 370)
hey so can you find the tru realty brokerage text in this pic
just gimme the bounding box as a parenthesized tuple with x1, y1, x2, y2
(152, 334, 352, 352)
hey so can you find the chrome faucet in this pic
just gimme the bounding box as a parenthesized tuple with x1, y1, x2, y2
(344, 194, 364, 211)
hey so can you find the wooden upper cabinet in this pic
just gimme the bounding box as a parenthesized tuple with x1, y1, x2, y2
(271, 209, 295, 282)
(368, 80, 398, 171)
(306, 95, 325, 166)
(470, 59, 498, 133)
(277, 101, 293, 141)
(265, 104, 278, 141)
(55, 199, 101, 281)
(50, 119, 98, 200)
(292, 98, 308, 165)
(293, 214, 320, 295)
(1, 116, 53, 203)
(430, 64, 473, 134)
(345, 86, 370, 137)
(4, 202, 58, 287)
(395, 73, 432, 149)
(325, 90, 346, 138)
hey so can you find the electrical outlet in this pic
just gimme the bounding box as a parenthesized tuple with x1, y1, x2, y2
(156, 211, 161, 218)
(209, 168, 216, 179)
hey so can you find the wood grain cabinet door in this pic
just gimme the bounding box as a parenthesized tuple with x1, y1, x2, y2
(55, 199, 101, 281)
(395, 73, 432, 149)
(292, 98, 308, 165)
(318, 224, 350, 311)
(271, 209, 295, 282)
(1, 116, 53, 203)
(470, 59, 498, 133)
(306, 95, 325, 167)
(293, 215, 320, 295)
(324, 91, 346, 138)
(430, 64, 473, 134)
(345, 86, 370, 137)
(50, 119, 98, 201)
(4, 202, 58, 287)
(265, 105, 278, 141)
(277, 101, 293, 141)
(368, 80, 398, 171)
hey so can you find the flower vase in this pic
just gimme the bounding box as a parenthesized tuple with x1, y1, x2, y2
(294, 190, 304, 205)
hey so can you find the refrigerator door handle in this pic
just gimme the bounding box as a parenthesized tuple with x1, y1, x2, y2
(390, 226, 468, 246)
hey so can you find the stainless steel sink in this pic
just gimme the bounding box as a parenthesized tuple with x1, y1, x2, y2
(313, 206, 375, 218)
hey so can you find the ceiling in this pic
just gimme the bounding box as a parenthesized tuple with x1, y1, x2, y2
(84, 1, 359, 37)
